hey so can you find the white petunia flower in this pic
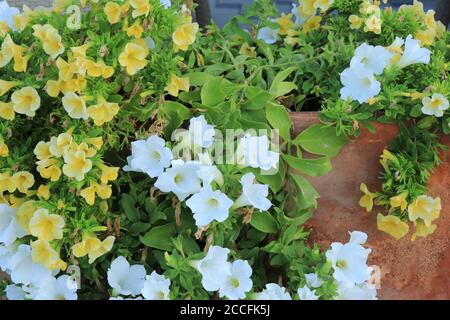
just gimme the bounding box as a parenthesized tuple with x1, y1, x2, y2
(0, 241, 18, 273)
(123, 135, 173, 178)
(340, 65, 381, 104)
(141, 271, 171, 300)
(350, 43, 393, 75)
(257, 27, 279, 45)
(186, 186, 233, 227)
(107, 256, 146, 297)
(254, 283, 292, 300)
(0, 203, 27, 246)
(297, 286, 319, 300)
(197, 165, 224, 186)
(9, 244, 53, 287)
(160, 0, 171, 9)
(154, 159, 202, 201)
(336, 282, 377, 300)
(237, 134, 279, 171)
(348, 230, 368, 245)
(0, 1, 20, 28)
(34, 275, 78, 300)
(191, 246, 231, 292)
(189, 115, 216, 148)
(109, 296, 143, 300)
(219, 260, 253, 300)
(421, 93, 449, 117)
(5, 284, 28, 300)
(396, 35, 431, 69)
(325, 231, 372, 287)
(291, 3, 308, 24)
(305, 272, 323, 288)
(233, 173, 272, 211)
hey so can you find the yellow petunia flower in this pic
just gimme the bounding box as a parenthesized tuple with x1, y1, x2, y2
(359, 183, 376, 212)
(37, 160, 62, 182)
(0, 35, 15, 67)
(379, 149, 396, 170)
(80, 185, 97, 205)
(17, 200, 37, 233)
(390, 192, 408, 212)
(72, 234, 115, 264)
(127, 22, 144, 39)
(0, 138, 8, 157)
(13, 52, 29, 73)
(408, 195, 441, 227)
(87, 97, 120, 126)
(95, 183, 112, 200)
(12, 171, 35, 194)
(349, 15, 362, 29)
(32, 24, 54, 42)
(37, 184, 51, 200)
(0, 22, 9, 37)
(62, 150, 92, 181)
(31, 239, 67, 270)
(100, 165, 119, 184)
(46, 79, 64, 97)
(34, 141, 52, 160)
(165, 74, 190, 97)
(13, 14, 29, 31)
(86, 60, 114, 79)
(0, 102, 15, 120)
(314, 0, 334, 12)
(42, 28, 65, 59)
(86, 137, 104, 150)
(411, 221, 437, 241)
(104, 1, 122, 24)
(277, 13, 294, 36)
(118, 42, 148, 75)
(11, 86, 41, 117)
(364, 15, 382, 35)
(0, 172, 15, 193)
(62, 92, 88, 120)
(56, 57, 78, 81)
(130, 0, 151, 18)
(172, 22, 199, 52)
(299, 0, 316, 16)
(49, 133, 73, 157)
(302, 16, 322, 33)
(415, 28, 435, 46)
(377, 213, 409, 240)
(0, 80, 18, 97)
(70, 141, 96, 158)
(29, 208, 65, 241)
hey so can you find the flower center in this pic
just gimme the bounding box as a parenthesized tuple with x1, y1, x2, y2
(231, 278, 240, 288)
(174, 174, 184, 184)
(336, 260, 347, 269)
(430, 98, 442, 109)
(152, 151, 161, 160)
(363, 77, 372, 86)
(208, 198, 219, 207)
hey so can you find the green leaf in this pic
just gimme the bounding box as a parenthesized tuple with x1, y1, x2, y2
(129, 222, 151, 236)
(282, 154, 332, 176)
(270, 81, 297, 98)
(201, 77, 229, 107)
(293, 124, 348, 157)
(160, 101, 191, 137)
(121, 194, 140, 222)
(186, 72, 213, 86)
(140, 223, 177, 251)
(242, 86, 274, 110)
(269, 67, 297, 95)
(266, 102, 292, 141)
(250, 211, 279, 233)
(290, 172, 319, 210)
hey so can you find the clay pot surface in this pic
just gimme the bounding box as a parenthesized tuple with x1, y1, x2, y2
(291, 112, 450, 300)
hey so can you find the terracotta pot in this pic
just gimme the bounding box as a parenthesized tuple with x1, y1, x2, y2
(291, 111, 450, 300)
